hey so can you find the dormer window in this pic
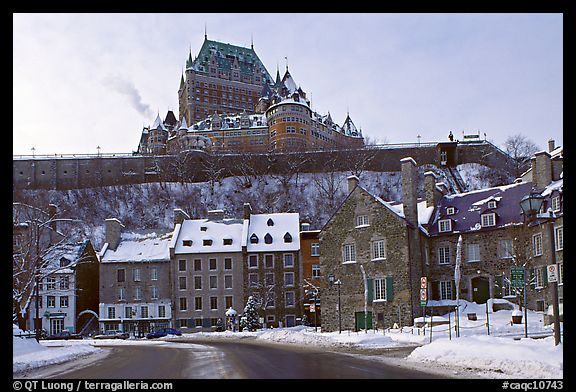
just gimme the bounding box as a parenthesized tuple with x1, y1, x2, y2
(438, 219, 452, 233)
(223, 238, 233, 245)
(481, 213, 496, 227)
(552, 196, 561, 212)
(446, 207, 455, 215)
(250, 233, 259, 244)
(283, 232, 292, 243)
(59, 257, 70, 268)
(200, 226, 207, 231)
(267, 218, 274, 226)
(182, 240, 192, 247)
(264, 233, 273, 244)
(203, 239, 213, 246)
(487, 201, 497, 209)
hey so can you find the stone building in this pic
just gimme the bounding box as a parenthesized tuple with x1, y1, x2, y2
(169, 209, 245, 332)
(299, 223, 322, 327)
(99, 219, 174, 336)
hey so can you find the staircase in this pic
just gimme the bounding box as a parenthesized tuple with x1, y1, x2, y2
(448, 166, 468, 193)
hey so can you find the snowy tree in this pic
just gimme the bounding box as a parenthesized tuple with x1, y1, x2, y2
(504, 134, 539, 178)
(241, 296, 261, 332)
(215, 318, 225, 332)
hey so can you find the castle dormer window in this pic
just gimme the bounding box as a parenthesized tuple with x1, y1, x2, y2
(200, 226, 207, 231)
(267, 218, 274, 226)
(264, 233, 273, 244)
(223, 238, 233, 245)
(60, 257, 70, 268)
(203, 239, 213, 246)
(481, 213, 496, 227)
(446, 207, 455, 215)
(487, 201, 497, 209)
(182, 240, 192, 247)
(250, 233, 259, 244)
(283, 232, 292, 243)
(438, 219, 452, 233)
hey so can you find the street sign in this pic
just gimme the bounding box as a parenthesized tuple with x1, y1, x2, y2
(420, 277, 427, 289)
(511, 267, 525, 288)
(310, 303, 316, 313)
(547, 264, 558, 283)
(420, 288, 427, 302)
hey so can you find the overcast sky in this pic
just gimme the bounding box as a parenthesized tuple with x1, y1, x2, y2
(13, 13, 562, 156)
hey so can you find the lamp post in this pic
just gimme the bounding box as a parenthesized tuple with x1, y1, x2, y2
(520, 192, 561, 346)
(328, 274, 342, 333)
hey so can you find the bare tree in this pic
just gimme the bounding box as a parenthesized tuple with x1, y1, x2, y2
(504, 134, 539, 178)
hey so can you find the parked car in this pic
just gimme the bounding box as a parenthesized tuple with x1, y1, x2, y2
(93, 330, 130, 340)
(146, 328, 182, 339)
(44, 330, 83, 340)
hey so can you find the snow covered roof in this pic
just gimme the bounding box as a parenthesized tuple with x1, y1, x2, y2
(541, 178, 563, 197)
(174, 218, 244, 254)
(429, 181, 533, 236)
(246, 213, 300, 252)
(41, 241, 92, 274)
(101, 230, 173, 263)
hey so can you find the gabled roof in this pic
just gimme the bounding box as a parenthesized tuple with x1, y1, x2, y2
(174, 218, 244, 254)
(150, 114, 167, 131)
(429, 181, 532, 236)
(101, 230, 173, 263)
(41, 240, 92, 274)
(246, 213, 300, 252)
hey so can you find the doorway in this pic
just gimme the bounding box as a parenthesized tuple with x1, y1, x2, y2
(471, 277, 490, 304)
(354, 311, 373, 331)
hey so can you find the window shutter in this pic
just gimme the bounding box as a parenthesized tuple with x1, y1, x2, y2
(367, 279, 373, 302)
(431, 281, 440, 300)
(385, 276, 394, 301)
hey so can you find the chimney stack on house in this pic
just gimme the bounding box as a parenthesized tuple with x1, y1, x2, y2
(400, 157, 418, 227)
(173, 208, 190, 226)
(243, 203, 252, 220)
(531, 151, 552, 191)
(347, 175, 359, 194)
(207, 209, 225, 221)
(548, 139, 555, 153)
(105, 218, 124, 251)
(423, 171, 439, 209)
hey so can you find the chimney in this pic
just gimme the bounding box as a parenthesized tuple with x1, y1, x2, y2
(207, 209, 225, 221)
(435, 182, 448, 196)
(347, 175, 359, 194)
(551, 155, 563, 181)
(423, 171, 438, 208)
(531, 151, 552, 191)
(105, 218, 124, 251)
(243, 203, 252, 220)
(548, 139, 555, 153)
(47, 204, 58, 232)
(401, 157, 418, 227)
(173, 208, 190, 226)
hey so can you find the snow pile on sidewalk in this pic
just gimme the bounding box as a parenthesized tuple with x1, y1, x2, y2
(407, 335, 563, 379)
(13, 325, 102, 374)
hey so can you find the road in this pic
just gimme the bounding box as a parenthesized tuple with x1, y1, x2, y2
(17, 340, 446, 379)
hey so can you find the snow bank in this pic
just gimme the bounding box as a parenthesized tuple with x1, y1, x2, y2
(408, 336, 563, 379)
(13, 325, 46, 356)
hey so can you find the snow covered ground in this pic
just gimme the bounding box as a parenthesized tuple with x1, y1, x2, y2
(13, 299, 563, 378)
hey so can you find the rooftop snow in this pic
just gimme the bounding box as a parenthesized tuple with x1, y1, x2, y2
(174, 219, 244, 254)
(101, 230, 173, 262)
(246, 213, 300, 252)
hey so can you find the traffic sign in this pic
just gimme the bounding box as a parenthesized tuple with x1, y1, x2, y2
(420, 288, 427, 301)
(420, 277, 427, 289)
(547, 264, 558, 283)
(310, 303, 316, 313)
(511, 267, 525, 288)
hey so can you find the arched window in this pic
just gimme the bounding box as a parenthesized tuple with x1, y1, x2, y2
(250, 233, 259, 244)
(264, 233, 273, 244)
(267, 218, 274, 226)
(283, 232, 292, 243)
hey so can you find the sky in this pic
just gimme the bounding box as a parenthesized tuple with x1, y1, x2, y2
(13, 13, 563, 156)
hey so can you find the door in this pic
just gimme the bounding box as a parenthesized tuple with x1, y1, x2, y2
(472, 277, 490, 304)
(50, 318, 64, 335)
(354, 311, 373, 331)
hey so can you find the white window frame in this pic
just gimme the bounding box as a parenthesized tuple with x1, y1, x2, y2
(248, 254, 258, 269)
(558, 263, 563, 285)
(179, 276, 187, 290)
(224, 275, 233, 289)
(209, 258, 217, 271)
(343, 243, 356, 264)
(499, 239, 514, 259)
(284, 272, 295, 287)
(151, 286, 159, 300)
(311, 243, 320, 256)
(108, 306, 116, 319)
(440, 281, 453, 300)
(438, 246, 450, 265)
(209, 275, 218, 289)
(466, 243, 481, 263)
(481, 213, 496, 227)
(141, 305, 149, 318)
(312, 264, 320, 278)
(372, 239, 386, 260)
(356, 215, 370, 227)
(487, 200, 497, 209)
(264, 254, 274, 269)
(438, 219, 452, 233)
(151, 267, 158, 281)
(134, 287, 142, 301)
(283, 253, 294, 268)
(118, 287, 125, 301)
(446, 207, 455, 215)
(555, 226, 563, 251)
(551, 196, 561, 212)
(374, 278, 386, 301)
(125, 306, 133, 319)
(534, 267, 544, 289)
(249, 273, 258, 288)
(285, 291, 295, 307)
(158, 305, 166, 318)
(133, 268, 141, 282)
(533, 233, 543, 256)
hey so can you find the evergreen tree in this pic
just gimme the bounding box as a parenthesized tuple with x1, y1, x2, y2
(242, 296, 261, 332)
(215, 318, 224, 332)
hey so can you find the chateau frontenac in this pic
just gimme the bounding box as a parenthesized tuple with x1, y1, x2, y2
(137, 35, 364, 154)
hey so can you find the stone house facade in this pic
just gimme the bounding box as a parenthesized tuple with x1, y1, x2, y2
(99, 219, 174, 336)
(299, 227, 322, 326)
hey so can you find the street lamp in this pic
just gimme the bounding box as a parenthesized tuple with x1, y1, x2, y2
(328, 274, 342, 333)
(519, 192, 561, 346)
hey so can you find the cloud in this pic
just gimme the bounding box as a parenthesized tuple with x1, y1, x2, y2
(102, 74, 154, 119)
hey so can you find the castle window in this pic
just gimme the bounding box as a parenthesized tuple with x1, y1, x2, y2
(250, 233, 259, 244)
(267, 218, 274, 226)
(264, 233, 273, 244)
(283, 232, 292, 243)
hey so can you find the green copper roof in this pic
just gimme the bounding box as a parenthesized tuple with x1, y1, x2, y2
(189, 39, 273, 83)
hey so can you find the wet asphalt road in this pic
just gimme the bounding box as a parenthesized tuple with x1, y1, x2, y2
(19, 340, 445, 379)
